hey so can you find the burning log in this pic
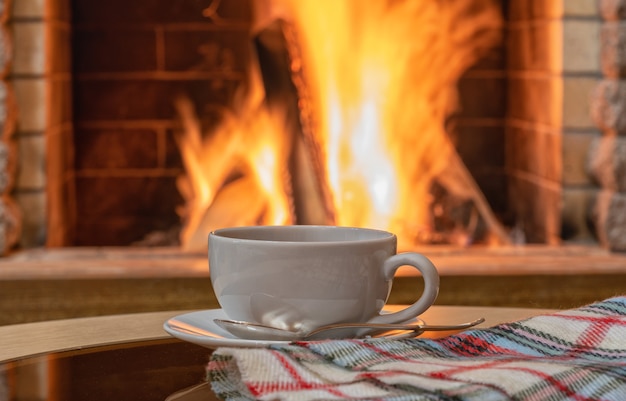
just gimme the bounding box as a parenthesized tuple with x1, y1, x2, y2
(254, 20, 336, 225)
(252, 2, 511, 246)
(428, 146, 511, 246)
(182, 176, 268, 251)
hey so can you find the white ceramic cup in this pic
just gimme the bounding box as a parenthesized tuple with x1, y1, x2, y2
(208, 225, 439, 333)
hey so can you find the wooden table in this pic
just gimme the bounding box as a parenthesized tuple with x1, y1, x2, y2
(0, 305, 555, 400)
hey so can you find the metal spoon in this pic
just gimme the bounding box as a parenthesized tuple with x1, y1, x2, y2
(213, 317, 485, 341)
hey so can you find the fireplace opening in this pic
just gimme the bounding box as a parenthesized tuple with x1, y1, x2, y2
(6, 0, 607, 251)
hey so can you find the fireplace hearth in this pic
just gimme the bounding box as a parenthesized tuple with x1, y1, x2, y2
(2, 0, 621, 252)
(1, 244, 626, 325)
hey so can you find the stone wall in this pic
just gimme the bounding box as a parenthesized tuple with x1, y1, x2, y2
(589, 0, 626, 251)
(0, 0, 21, 254)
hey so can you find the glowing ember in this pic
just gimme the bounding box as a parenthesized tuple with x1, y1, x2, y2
(177, 0, 505, 250)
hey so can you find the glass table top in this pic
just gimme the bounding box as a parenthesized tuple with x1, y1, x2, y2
(1, 339, 216, 401)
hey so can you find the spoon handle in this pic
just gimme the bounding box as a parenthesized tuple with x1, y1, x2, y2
(413, 317, 486, 331)
(309, 317, 485, 337)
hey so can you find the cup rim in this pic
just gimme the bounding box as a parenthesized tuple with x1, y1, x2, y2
(210, 225, 395, 245)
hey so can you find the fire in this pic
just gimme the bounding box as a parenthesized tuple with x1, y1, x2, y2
(326, 91, 399, 230)
(177, 0, 505, 250)
(175, 73, 293, 249)
(245, 113, 292, 226)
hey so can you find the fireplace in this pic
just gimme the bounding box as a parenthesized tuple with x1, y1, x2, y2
(2, 0, 617, 252)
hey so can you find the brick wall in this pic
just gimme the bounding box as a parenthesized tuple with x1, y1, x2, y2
(506, 0, 601, 244)
(452, 29, 508, 220)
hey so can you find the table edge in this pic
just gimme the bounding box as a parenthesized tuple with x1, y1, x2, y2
(0, 306, 556, 363)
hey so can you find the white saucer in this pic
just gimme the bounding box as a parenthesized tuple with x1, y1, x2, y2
(163, 309, 423, 349)
(164, 309, 293, 348)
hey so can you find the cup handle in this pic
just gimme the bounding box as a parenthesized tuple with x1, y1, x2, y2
(367, 252, 440, 325)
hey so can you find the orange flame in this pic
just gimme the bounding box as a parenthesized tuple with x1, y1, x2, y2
(178, 0, 503, 250)
(175, 69, 293, 249)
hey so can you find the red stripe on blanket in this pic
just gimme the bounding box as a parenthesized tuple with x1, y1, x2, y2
(565, 314, 626, 327)
(564, 315, 625, 358)
(246, 349, 353, 399)
(443, 333, 525, 357)
(512, 366, 595, 401)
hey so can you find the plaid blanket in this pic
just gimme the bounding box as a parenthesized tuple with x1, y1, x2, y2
(207, 297, 626, 401)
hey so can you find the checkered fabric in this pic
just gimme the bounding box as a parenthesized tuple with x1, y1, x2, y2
(207, 297, 626, 401)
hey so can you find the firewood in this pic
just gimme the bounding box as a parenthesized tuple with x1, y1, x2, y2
(181, 176, 267, 251)
(254, 19, 335, 225)
(268, 0, 510, 245)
